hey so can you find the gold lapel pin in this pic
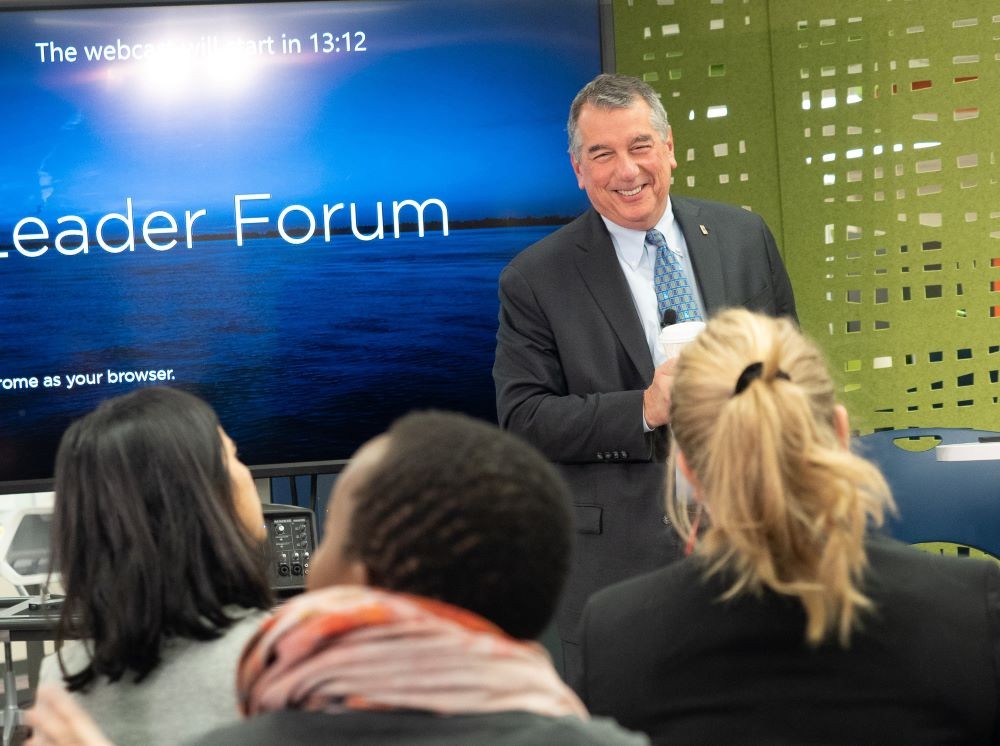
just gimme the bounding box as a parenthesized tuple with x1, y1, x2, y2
(699, 224, 709, 235)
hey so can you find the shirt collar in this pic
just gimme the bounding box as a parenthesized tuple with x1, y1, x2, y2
(600, 199, 676, 271)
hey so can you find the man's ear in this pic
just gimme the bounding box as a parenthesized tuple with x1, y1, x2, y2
(664, 126, 678, 170)
(570, 152, 585, 190)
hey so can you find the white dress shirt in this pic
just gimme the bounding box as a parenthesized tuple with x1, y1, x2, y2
(601, 199, 706, 368)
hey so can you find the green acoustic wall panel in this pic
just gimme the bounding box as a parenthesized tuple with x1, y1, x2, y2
(614, 0, 785, 237)
(615, 0, 1000, 433)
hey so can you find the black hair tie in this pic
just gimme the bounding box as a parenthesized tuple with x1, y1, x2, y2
(733, 361, 790, 395)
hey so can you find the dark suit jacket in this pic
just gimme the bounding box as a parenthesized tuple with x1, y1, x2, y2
(493, 198, 796, 650)
(579, 536, 1000, 745)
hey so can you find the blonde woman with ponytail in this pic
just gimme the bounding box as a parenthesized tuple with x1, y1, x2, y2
(578, 309, 1000, 745)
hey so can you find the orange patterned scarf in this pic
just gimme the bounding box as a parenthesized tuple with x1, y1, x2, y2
(237, 586, 588, 719)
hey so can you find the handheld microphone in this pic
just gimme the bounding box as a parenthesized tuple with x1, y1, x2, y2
(660, 308, 677, 328)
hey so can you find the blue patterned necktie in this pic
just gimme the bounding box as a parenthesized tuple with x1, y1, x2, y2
(647, 228, 702, 323)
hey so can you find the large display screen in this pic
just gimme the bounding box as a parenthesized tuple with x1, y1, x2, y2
(0, 0, 605, 489)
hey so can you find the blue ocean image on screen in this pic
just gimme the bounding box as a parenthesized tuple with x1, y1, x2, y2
(0, 0, 600, 482)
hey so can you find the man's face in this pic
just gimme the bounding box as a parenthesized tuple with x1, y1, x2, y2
(306, 435, 388, 590)
(571, 99, 677, 231)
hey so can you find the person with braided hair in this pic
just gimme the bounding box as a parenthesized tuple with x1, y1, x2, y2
(577, 309, 1000, 744)
(190, 410, 646, 746)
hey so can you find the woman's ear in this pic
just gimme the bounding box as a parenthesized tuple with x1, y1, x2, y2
(833, 404, 851, 449)
(676, 448, 703, 497)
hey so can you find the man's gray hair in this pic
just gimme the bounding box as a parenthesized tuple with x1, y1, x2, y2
(567, 74, 670, 160)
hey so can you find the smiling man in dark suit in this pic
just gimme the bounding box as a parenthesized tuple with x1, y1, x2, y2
(493, 73, 797, 681)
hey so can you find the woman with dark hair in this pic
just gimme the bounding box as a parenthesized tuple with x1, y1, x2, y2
(39, 386, 273, 745)
(578, 309, 1000, 744)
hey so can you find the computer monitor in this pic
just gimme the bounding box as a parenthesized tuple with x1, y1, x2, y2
(0, 507, 55, 590)
(0, 0, 611, 492)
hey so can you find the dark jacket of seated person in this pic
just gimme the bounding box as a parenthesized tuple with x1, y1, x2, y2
(577, 310, 1000, 745)
(194, 411, 646, 746)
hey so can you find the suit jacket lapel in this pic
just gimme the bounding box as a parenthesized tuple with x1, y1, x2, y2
(673, 197, 726, 314)
(572, 210, 654, 381)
